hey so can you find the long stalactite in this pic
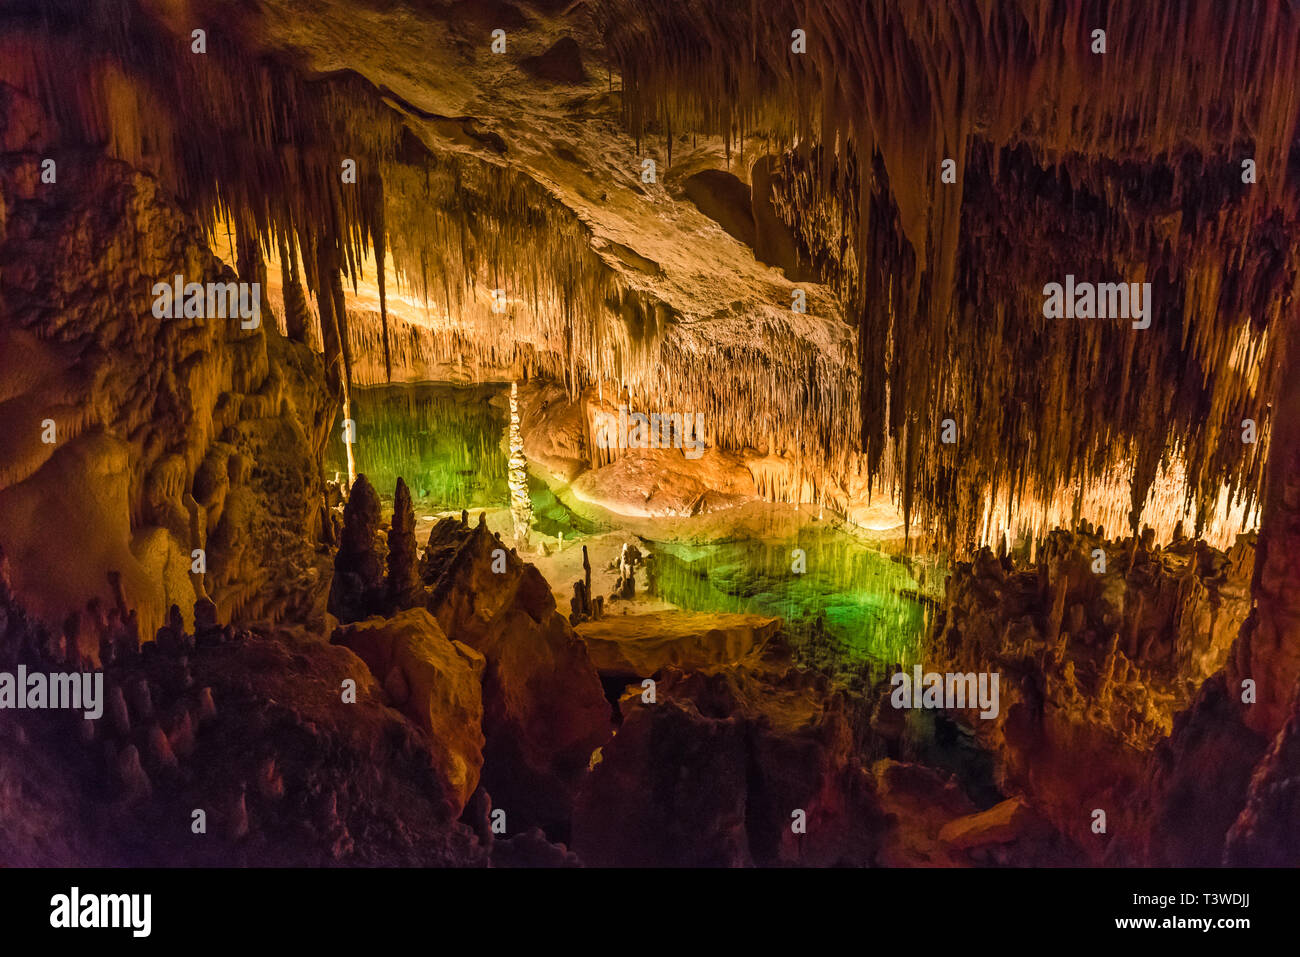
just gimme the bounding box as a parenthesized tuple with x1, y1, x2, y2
(595, 0, 1300, 545)
(7, 0, 1292, 550)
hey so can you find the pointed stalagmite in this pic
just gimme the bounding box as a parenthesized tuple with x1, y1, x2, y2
(386, 477, 422, 612)
(329, 474, 384, 623)
(508, 382, 531, 546)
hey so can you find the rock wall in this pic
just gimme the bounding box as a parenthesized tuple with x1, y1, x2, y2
(573, 647, 889, 866)
(0, 547, 485, 866)
(0, 150, 334, 639)
(926, 526, 1254, 859)
(422, 515, 613, 832)
(1125, 327, 1300, 866)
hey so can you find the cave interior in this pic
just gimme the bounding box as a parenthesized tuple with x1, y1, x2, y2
(0, 0, 1298, 868)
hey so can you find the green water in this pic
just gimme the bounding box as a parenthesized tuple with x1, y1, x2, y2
(330, 383, 930, 676)
(528, 476, 607, 540)
(646, 528, 930, 673)
(326, 383, 509, 509)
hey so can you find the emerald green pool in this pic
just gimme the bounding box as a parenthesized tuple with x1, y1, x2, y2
(325, 382, 509, 510)
(331, 383, 930, 673)
(645, 529, 930, 671)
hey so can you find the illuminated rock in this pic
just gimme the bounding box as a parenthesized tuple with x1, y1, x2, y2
(423, 517, 612, 829)
(574, 610, 780, 676)
(334, 608, 486, 813)
(328, 475, 384, 624)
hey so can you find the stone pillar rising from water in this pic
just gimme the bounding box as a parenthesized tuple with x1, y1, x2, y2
(508, 381, 531, 546)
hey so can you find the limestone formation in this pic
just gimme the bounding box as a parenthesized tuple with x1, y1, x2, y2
(574, 611, 780, 677)
(333, 608, 486, 813)
(385, 478, 423, 613)
(423, 517, 612, 830)
(573, 647, 888, 867)
(328, 475, 384, 624)
(3, 0, 1300, 878)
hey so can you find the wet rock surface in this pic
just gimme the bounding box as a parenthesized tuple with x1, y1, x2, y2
(574, 610, 780, 677)
(333, 607, 486, 813)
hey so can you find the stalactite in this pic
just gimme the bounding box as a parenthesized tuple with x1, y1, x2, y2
(8, 0, 1291, 550)
(594, 0, 1298, 546)
(368, 172, 391, 383)
(314, 236, 355, 488)
(279, 239, 309, 344)
(234, 210, 272, 333)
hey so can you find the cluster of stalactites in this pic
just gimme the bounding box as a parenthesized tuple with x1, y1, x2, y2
(5, 3, 645, 406)
(3, 9, 394, 393)
(596, 0, 1298, 543)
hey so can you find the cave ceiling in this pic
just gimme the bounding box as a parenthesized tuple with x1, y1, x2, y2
(3, 0, 1297, 548)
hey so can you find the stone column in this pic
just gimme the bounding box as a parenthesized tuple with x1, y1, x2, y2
(508, 381, 531, 546)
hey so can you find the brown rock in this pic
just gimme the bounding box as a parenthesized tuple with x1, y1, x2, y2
(938, 797, 1044, 850)
(574, 659, 887, 867)
(424, 519, 611, 829)
(114, 744, 151, 803)
(520, 36, 588, 84)
(385, 477, 422, 612)
(574, 610, 780, 676)
(1224, 682, 1300, 865)
(334, 607, 486, 813)
(328, 474, 383, 623)
(573, 697, 752, 867)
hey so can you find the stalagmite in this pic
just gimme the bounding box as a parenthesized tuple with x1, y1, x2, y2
(386, 478, 422, 612)
(508, 382, 531, 546)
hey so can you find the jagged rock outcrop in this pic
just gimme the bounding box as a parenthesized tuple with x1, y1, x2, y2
(422, 514, 612, 830)
(574, 611, 781, 677)
(572, 647, 887, 866)
(927, 526, 1254, 858)
(1122, 676, 1267, 866)
(0, 547, 486, 865)
(1224, 680, 1300, 866)
(575, 693, 752, 866)
(384, 478, 423, 612)
(333, 608, 486, 813)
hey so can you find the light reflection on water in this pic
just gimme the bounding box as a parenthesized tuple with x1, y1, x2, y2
(332, 383, 932, 671)
(645, 529, 931, 671)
